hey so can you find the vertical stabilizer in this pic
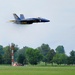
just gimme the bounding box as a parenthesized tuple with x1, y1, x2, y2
(13, 13, 21, 21)
(20, 14, 25, 20)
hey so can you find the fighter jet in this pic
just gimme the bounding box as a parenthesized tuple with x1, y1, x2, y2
(10, 13, 50, 24)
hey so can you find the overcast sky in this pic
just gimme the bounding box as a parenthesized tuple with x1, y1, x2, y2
(0, 0, 75, 55)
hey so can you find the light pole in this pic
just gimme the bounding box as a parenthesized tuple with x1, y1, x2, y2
(11, 43, 15, 66)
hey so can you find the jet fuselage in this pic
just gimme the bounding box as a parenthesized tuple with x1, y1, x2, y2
(10, 14, 50, 24)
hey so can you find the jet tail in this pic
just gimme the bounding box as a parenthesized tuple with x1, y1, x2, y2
(13, 13, 21, 21)
(20, 14, 25, 20)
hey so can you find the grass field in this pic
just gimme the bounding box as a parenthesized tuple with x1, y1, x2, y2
(0, 65, 75, 75)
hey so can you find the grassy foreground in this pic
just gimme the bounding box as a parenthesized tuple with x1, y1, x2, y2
(0, 65, 75, 75)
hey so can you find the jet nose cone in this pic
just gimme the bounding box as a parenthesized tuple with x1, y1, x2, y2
(47, 20, 50, 22)
(40, 18, 50, 22)
(44, 19, 50, 22)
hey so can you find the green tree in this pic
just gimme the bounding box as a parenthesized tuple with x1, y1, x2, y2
(53, 53, 67, 65)
(70, 50, 75, 56)
(55, 45, 65, 54)
(0, 45, 4, 55)
(67, 56, 73, 65)
(37, 44, 50, 65)
(16, 46, 28, 65)
(17, 54, 25, 65)
(67, 50, 75, 65)
(26, 48, 43, 65)
(3, 46, 11, 64)
(38, 43, 50, 56)
(0, 54, 3, 64)
(46, 49, 56, 65)
(0, 45, 4, 64)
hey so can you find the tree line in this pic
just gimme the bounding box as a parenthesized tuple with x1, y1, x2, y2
(0, 43, 75, 65)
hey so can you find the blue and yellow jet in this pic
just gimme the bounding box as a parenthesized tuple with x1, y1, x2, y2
(10, 13, 50, 24)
